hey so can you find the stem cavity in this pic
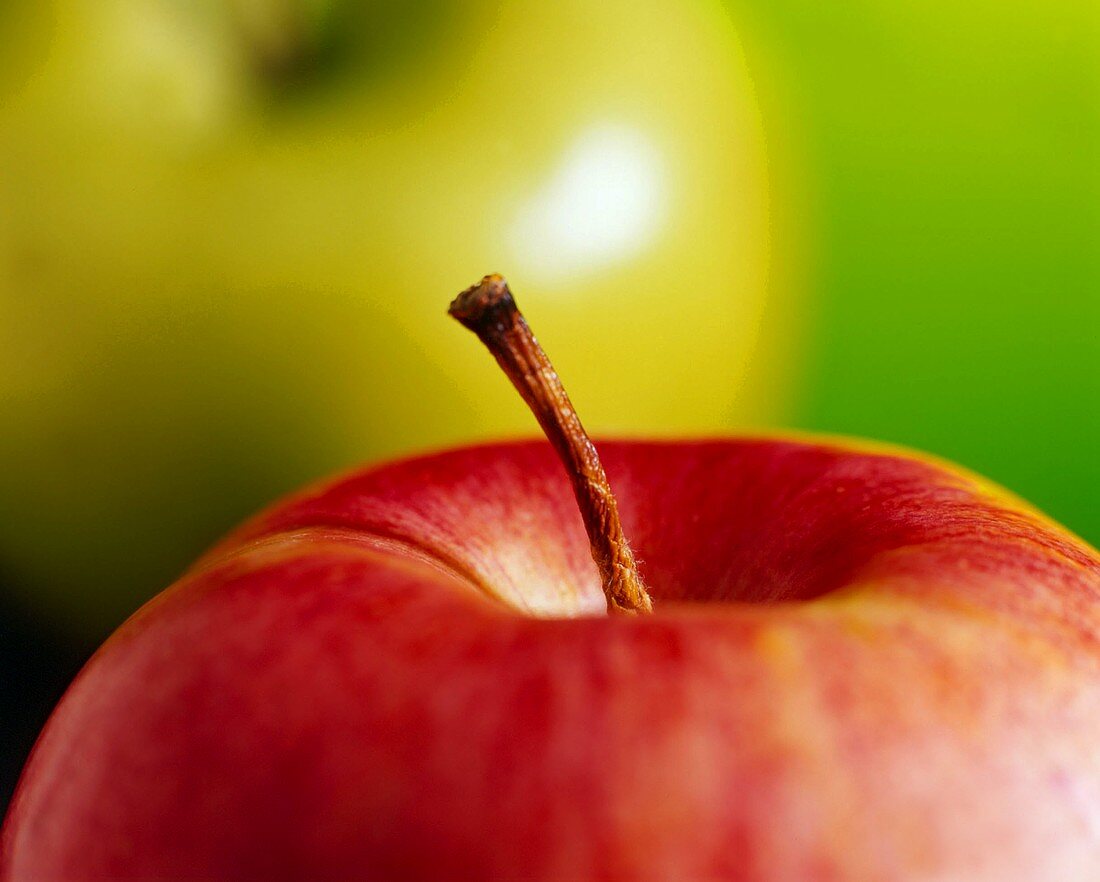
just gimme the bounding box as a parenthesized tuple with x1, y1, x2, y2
(450, 274, 653, 615)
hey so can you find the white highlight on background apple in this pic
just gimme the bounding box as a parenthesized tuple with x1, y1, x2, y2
(510, 124, 666, 280)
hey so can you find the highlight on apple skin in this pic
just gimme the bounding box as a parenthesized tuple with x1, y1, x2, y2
(3, 435, 1099, 880)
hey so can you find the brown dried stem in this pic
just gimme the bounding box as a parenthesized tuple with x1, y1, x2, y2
(449, 274, 653, 615)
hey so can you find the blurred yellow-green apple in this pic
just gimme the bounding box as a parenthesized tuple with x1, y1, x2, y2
(0, 0, 786, 637)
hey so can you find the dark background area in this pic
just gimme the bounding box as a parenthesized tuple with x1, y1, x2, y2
(1, 588, 90, 812)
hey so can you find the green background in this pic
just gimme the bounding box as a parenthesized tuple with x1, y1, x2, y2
(740, 0, 1098, 542)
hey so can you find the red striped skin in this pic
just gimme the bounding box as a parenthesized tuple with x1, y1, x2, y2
(3, 438, 1099, 880)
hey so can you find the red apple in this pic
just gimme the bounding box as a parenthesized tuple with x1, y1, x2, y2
(3, 279, 1100, 880)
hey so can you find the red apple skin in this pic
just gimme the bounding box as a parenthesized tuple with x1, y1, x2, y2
(3, 437, 1100, 880)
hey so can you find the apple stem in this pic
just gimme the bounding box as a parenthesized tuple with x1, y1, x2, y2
(449, 275, 653, 615)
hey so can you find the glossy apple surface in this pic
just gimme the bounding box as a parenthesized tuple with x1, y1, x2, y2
(4, 437, 1099, 880)
(0, 0, 780, 636)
